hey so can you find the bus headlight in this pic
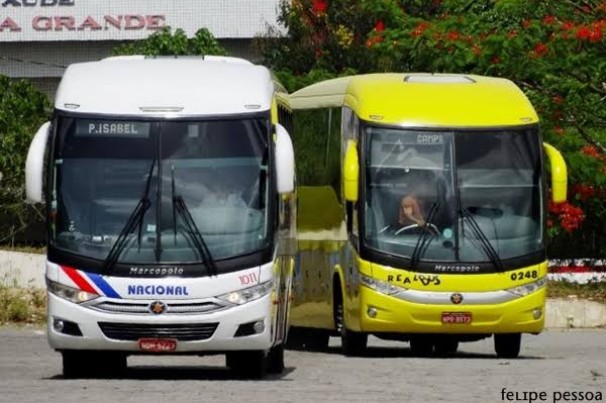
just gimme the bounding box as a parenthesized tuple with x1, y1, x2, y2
(360, 274, 403, 296)
(47, 279, 99, 304)
(217, 280, 274, 305)
(505, 278, 547, 297)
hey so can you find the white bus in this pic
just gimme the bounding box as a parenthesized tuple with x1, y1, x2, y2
(25, 56, 296, 379)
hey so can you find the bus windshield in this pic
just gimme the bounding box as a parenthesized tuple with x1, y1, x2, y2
(363, 126, 544, 272)
(50, 116, 270, 270)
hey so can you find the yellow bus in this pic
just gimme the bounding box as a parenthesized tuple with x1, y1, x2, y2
(288, 73, 567, 358)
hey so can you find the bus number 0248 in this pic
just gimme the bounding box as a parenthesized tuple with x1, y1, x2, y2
(510, 270, 538, 281)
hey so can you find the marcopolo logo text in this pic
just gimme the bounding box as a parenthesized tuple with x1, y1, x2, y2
(129, 267, 184, 276)
(434, 264, 481, 273)
(127, 285, 189, 296)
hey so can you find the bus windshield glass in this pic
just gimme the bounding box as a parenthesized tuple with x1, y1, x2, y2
(50, 116, 270, 268)
(363, 126, 543, 270)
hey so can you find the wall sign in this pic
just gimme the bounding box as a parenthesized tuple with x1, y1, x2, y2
(0, 0, 280, 41)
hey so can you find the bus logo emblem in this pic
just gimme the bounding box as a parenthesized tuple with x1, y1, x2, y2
(450, 293, 463, 305)
(149, 301, 167, 315)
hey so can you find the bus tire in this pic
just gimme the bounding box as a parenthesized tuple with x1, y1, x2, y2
(410, 337, 434, 357)
(333, 281, 367, 356)
(226, 350, 269, 379)
(494, 333, 521, 359)
(434, 337, 459, 356)
(267, 344, 285, 374)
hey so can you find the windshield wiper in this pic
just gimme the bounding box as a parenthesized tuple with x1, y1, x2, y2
(102, 158, 156, 274)
(409, 202, 440, 272)
(171, 166, 218, 276)
(459, 208, 503, 272)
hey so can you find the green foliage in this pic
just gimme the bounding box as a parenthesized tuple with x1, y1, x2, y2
(293, 108, 341, 190)
(0, 281, 46, 325)
(113, 27, 227, 56)
(274, 68, 354, 92)
(0, 76, 50, 245)
(262, 0, 606, 257)
(548, 279, 606, 303)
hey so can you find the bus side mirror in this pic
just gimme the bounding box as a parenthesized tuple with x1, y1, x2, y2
(343, 140, 359, 202)
(25, 122, 51, 204)
(543, 142, 567, 203)
(275, 123, 295, 194)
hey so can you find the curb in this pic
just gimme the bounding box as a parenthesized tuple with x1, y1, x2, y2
(546, 298, 606, 329)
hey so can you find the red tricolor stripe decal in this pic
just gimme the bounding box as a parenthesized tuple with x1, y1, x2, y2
(61, 265, 97, 294)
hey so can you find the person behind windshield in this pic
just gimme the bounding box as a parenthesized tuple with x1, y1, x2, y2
(398, 196, 425, 227)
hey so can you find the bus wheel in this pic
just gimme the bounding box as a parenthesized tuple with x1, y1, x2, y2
(434, 337, 459, 356)
(410, 337, 434, 357)
(226, 350, 269, 379)
(62, 351, 126, 379)
(494, 333, 521, 359)
(334, 295, 367, 356)
(267, 344, 285, 374)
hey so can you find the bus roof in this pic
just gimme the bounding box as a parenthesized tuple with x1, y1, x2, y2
(55, 56, 277, 117)
(290, 73, 538, 127)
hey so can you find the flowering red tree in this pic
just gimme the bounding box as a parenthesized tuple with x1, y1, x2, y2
(548, 201, 585, 234)
(261, 0, 606, 257)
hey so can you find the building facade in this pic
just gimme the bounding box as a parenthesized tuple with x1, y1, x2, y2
(0, 0, 282, 97)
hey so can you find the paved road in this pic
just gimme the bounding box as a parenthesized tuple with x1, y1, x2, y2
(0, 327, 604, 403)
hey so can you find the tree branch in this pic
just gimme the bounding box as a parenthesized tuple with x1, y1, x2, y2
(573, 121, 606, 154)
(567, 71, 606, 96)
(559, 0, 592, 14)
(0, 222, 28, 244)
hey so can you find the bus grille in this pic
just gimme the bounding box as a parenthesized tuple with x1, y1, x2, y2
(90, 301, 226, 315)
(98, 322, 219, 341)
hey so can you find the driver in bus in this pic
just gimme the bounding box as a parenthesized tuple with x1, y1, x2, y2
(398, 196, 426, 227)
(379, 194, 427, 236)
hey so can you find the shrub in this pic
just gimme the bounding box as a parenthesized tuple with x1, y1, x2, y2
(113, 27, 227, 56)
(0, 76, 50, 246)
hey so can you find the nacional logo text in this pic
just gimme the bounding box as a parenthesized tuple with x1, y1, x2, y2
(127, 285, 189, 296)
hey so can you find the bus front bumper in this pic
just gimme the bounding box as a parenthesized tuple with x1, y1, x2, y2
(358, 286, 546, 335)
(47, 293, 274, 353)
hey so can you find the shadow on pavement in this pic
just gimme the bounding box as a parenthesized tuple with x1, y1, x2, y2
(45, 366, 295, 381)
(319, 346, 544, 360)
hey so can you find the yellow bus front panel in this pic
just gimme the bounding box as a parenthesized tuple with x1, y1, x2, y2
(358, 286, 545, 334)
(352, 259, 548, 335)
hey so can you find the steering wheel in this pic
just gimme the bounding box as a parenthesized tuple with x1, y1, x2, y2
(394, 223, 440, 236)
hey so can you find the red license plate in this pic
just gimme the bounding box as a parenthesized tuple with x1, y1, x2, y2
(441, 312, 472, 324)
(138, 338, 177, 352)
